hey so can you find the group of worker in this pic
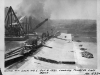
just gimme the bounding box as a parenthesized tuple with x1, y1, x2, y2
(24, 29, 54, 51)
(30, 31, 50, 48)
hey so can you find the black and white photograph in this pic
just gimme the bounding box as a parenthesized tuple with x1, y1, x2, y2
(3, 0, 98, 74)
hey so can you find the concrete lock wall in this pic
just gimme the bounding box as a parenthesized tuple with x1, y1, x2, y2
(57, 33, 72, 41)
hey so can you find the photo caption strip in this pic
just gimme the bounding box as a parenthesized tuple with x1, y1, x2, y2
(4, 69, 100, 75)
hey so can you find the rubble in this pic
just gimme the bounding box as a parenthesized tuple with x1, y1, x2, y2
(80, 48, 87, 51)
(81, 51, 94, 58)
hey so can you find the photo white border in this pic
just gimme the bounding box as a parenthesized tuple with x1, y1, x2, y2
(0, 0, 100, 74)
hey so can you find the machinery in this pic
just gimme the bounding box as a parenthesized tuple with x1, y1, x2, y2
(5, 6, 53, 67)
(5, 6, 25, 37)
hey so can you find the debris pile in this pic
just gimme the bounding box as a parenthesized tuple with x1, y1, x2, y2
(78, 43, 94, 59)
(80, 48, 87, 51)
(81, 51, 94, 58)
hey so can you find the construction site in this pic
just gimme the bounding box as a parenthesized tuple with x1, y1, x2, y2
(4, 5, 97, 72)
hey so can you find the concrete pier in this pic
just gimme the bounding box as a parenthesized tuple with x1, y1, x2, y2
(4, 32, 97, 75)
(12, 33, 77, 69)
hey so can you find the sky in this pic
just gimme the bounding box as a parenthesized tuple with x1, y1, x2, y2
(5, 0, 97, 20)
(44, 0, 97, 20)
(5, 0, 23, 9)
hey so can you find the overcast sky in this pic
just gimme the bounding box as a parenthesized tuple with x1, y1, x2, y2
(44, 0, 97, 20)
(5, 0, 23, 9)
(5, 0, 97, 20)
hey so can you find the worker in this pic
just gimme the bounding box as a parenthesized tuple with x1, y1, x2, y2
(32, 38, 38, 49)
(47, 31, 49, 40)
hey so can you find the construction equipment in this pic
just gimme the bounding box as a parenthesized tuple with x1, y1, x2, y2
(5, 6, 50, 67)
(5, 6, 25, 37)
(33, 19, 48, 31)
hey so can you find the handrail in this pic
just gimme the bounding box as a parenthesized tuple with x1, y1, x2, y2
(5, 46, 24, 54)
(5, 46, 25, 59)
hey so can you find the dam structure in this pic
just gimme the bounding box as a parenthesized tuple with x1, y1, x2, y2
(4, 6, 96, 72)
